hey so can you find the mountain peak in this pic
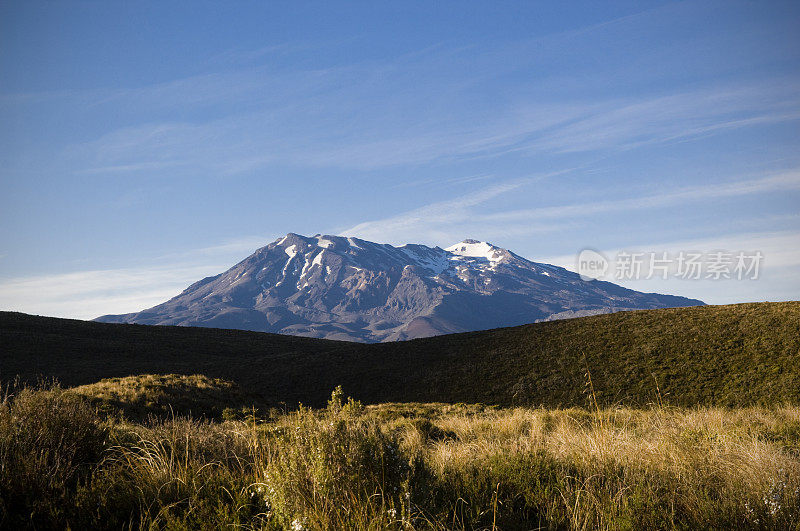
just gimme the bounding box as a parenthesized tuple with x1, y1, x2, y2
(275, 232, 310, 247)
(97, 233, 704, 342)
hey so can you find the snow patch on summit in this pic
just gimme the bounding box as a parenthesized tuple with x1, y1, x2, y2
(446, 240, 504, 262)
(445, 240, 510, 271)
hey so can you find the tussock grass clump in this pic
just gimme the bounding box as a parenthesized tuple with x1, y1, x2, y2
(77, 418, 262, 529)
(0, 384, 107, 528)
(258, 387, 415, 529)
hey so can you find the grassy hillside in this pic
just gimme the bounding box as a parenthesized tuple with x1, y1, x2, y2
(69, 374, 271, 420)
(2, 301, 799, 408)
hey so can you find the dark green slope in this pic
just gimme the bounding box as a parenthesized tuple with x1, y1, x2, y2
(1, 302, 798, 408)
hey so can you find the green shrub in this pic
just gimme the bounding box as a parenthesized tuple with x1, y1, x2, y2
(260, 391, 412, 529)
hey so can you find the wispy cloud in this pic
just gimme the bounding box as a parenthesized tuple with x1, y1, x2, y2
(150, 235, 277, 263)
(342, 181, 528, 244)
(4, 0, 797, 181)
(341, 170, 581, 244)
(524, 85, 800, 155)
(0, 235, 276, 320)
(483, 171, 800, 223)
(391, 173, 496, 189)
(0, 264, 224, 320)
(67, 79, 800, 175)
(76, 160, 191, 175)
(42, 22, 797, 179)
(341, 169, 800, 249)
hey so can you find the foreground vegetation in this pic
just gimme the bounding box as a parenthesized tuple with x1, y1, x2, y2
(2, 301, 799, 408)
(2, 382, 799, 530)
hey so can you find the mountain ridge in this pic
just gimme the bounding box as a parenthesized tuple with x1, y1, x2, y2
(96, 233, 703, 341)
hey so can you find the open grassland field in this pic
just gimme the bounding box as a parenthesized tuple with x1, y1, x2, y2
(1, 301, 799, 409)
(1, 383, 799, 530)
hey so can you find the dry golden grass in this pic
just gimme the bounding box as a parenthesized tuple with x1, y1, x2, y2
(410, 406, 800, 528)
(2, 385, 799, 529)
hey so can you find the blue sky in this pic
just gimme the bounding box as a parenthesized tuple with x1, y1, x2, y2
(1, 0, 798, 319)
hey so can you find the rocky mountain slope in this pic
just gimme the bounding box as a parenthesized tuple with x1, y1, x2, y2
(96, 233, 703, 341)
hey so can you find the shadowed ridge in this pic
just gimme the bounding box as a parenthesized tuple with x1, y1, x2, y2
(3, 301, 799, 408)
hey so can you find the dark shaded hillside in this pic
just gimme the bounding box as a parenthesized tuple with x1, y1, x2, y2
(2, 302, 798, 408)
(0, 312, 350, 402)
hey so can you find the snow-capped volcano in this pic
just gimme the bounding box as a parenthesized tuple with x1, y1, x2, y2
(96, 233, 703, 342)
